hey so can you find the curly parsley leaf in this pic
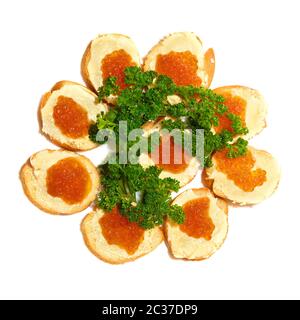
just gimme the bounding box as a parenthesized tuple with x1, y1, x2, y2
(98, 77, 119, 101)
(227, 138, 249, 158)
(97, 161, 184, 229)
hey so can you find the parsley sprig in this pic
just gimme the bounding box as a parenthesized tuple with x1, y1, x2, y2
(97, 160, 183, 229)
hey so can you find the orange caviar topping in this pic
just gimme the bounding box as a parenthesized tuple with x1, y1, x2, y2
(101, 49, 136, 89)
(46, 157, 92, 204)
(180, 197, 215, 240)
(99, 207, 145, 255)
(156, 51, 202, 86)
(53, 96, 90, 139)
(214, 149, 267, 192)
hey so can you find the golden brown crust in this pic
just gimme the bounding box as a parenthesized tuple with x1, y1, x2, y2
(217, 198, 229, 215)
(51, 80, 87, 92)
(37, 92, 51, 134)
(201, 169, 214, 190)
(39, 91, 51, 110)
(81, 41, 95, 92)
(44, 135, 94, 152)
(20, 149, 100, 215)
(204, 48, 215, 88)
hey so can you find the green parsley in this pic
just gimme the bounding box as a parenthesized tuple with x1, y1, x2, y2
(227, 138, 249, 158)
(97, 160, 184, 229)
(92, 66, 248, 166)
(91, 66, 249, 229)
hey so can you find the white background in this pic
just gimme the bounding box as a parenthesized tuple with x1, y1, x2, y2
(0, 0, 299, 300)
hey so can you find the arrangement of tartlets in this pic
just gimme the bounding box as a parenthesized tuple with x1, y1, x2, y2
(20, 32, 280, 264)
